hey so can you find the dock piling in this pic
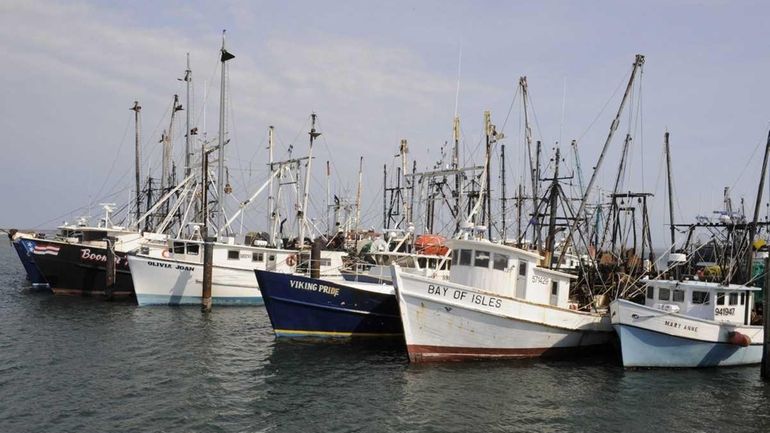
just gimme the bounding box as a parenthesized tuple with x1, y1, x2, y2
(310, 238, 322, 279)
(202, 237, 214, 312)
(105, 238, 115, 300)
(762, 256, 770, 379)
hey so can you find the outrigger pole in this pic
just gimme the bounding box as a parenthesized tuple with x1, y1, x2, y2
(557, 54, 645, 270)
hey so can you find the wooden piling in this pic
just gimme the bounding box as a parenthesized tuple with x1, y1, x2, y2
(762, 256, 770, 379)
(105, 238, 115, 300)
(310, 238, 322, 279)
(201, 236, 214, 312)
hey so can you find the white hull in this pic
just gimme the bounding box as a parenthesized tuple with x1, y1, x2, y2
(393, 270, 612, 362)
(610, 299, 763, 367)
(128, 255, 262, 306)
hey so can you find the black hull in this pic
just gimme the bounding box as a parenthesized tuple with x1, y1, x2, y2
(32, 240, 134, 298)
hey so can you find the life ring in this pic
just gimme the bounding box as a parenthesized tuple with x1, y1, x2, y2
(286, 254, 296, 266)
(161, 249, 171, 258)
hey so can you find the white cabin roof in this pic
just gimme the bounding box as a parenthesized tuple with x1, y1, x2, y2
(535, 266, 578, 280)
(645, 279, 762, 292)
(448, 238, 542, 260)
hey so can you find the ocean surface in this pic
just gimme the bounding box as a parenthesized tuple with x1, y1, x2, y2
(1, 244, 769, 433)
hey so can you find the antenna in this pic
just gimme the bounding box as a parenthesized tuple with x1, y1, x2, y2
(453, 44, 462, 118)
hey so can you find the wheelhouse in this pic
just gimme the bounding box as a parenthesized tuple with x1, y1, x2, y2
(643, 280, 759, 325)
(448, 239, 574, 308)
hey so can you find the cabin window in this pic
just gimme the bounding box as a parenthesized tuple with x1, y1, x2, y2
(269, 255, 275, 261)
(82, 231, 108, 242)
(186, 244, 199, 256)
(692, 291, 710, 305)
(320, 258, 332, 267)
(729, 293, 738, 306)
(474, 250, 490, 268)
(417, 257, 427, 268)
(551, 281, 558, 296)
(658, 288, 670, 301)
(740, 292, 745, 305)
(673, 290, 684, 303)
(452, 250, 459, 265)
(459, 249, 472, 266)
(519, 261, 528, 277)
(716, 292, 725, 305)
(646, 287, 654, 299)
(173, 242, 185, 254)
(227, 250, 240, 260)
(493, 253, 508, 271)
(252, 252, 264, 262)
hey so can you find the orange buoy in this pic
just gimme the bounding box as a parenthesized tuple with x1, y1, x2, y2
(415, 234, 449, 256)
(727, 331, 751, 347)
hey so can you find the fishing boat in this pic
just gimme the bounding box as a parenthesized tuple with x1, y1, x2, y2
(391, 237, 613, 362)
(129, 236, 346, 306)
(255, 246, 448, 338)
(255, 270, 403, 338)
(28, 213, 167, 297)
(610, 127, 770, 368)
(341, 231, 450, 284)
(256, 137, 455, 338)
(610, 280, 763, 368)
(7, 230, 49, 289)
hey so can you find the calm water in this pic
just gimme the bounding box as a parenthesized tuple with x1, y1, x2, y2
(1, 245, 769, 433)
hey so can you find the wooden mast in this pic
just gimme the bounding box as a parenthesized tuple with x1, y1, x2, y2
(557, 54, 645, 269)
(747, 129, 770, 280)
(355, 156, 363, 232)
(130, 101, 142, 224)
(501, 142, 507, 242)
(217, 30, 235, 235)
(400, 139, 410, 229)
(664, 131, 676, 247)
(184, 53, 192, 178)
(267, 126, 276, 246)
(545, 147, 561, 266)
(298, 113, 320, 247)
(453, 115, 462, 232)
(517, 183, 523, 246)
(161, 94, 182, 202)
(535, 140, 542, 245)
(484, 111, 492, 239)
(326, 160, 331, 235)
(382, 164, 387, 229)
(520, 77, 538, 242)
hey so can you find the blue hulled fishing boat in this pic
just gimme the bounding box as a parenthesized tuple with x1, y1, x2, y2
(8, 230, 49, 289)
(255, 270, 403, 338)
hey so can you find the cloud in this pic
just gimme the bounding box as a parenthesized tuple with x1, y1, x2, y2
(0, 0, 490, 230)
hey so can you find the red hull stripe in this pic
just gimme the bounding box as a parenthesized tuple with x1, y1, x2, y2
(52, 288, 133, 297)
(407, 344, 591, 362)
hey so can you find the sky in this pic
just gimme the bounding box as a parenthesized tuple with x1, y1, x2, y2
(2, 0, 770, 249)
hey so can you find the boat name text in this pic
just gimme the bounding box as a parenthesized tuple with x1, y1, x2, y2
(289, 280, 340, 297)
(80, 248, 124, 265)
(427, 284, 502, 309)
(664, 320, 698, 333)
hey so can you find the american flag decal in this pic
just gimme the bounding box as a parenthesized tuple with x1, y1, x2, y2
(33, 245, 60, 256)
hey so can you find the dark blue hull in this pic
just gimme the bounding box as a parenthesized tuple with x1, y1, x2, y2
(254, 270, 403, 339)
(340, 270, 389, 284)
(12, 238, 49, 289)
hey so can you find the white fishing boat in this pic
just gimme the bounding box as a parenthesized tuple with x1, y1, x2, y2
(129, 237, 346, 306)
(610, 279, 763, 367)
(391, 237, 613, 362)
